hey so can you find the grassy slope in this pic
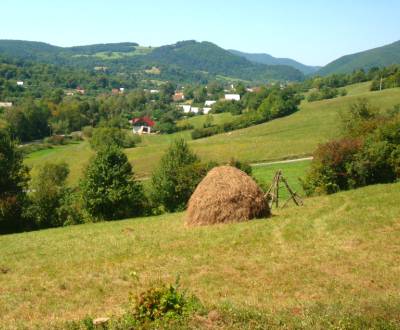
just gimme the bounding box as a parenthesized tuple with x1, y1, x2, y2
(1, 182, 399, 328)
(24, 85, 400, 184)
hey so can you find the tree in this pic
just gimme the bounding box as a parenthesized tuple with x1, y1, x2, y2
(0, 129, 29, 233)
(150, 139, 206, 212)
(26, 162, 70, 229)
(80, 146, 145, 220)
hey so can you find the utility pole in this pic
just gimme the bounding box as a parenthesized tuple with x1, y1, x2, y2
(380, 76, 383, 91)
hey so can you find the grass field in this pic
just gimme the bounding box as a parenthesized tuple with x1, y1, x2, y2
(24, 84, 400, 185)
(252, 159, 311, 200)
(1, 181, 399, 328)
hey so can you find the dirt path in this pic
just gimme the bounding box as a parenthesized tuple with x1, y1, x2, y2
(251, 157, 313, 167)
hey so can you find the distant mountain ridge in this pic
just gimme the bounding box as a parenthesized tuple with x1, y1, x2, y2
(0, 39, 304, 83)
(229, 49, 320, 75)
(317, 40, 400, 76)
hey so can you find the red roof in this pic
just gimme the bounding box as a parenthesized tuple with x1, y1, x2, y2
(132, 116, 155, 127)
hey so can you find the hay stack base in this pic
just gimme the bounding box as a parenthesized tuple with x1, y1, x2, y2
(186, 166, 270, 226)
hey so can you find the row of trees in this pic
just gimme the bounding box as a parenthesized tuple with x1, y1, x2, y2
(1, 123, 254, 234)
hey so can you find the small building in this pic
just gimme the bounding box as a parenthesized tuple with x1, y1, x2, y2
(119, 87, 125, 93)
(112, 88, 120, 95)
(150, 89, 159, 94)
(76, 86, 85, 95)
(181, 105, 192, 113)
(191, 107, 199, 114)
(203, 107, 212, 114)
(225, 94, 240, 101)
(17, 81, 24, 86)
(204, 100, 216, 107)
(130, 116, 155, 135)
(173, 92, 185, 102)
(0, 102, 13, 108)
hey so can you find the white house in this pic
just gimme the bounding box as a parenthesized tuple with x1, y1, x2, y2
(181, 105, 192, 113)
(204, 100, 216, 107)
(17, 81, 24, 86)
(191, 107, 199, 114)
(150, 89, 159, 94)
(225, 94, 240, 101)
(203, 107, 212, 114)
(0, 102, 13, 108)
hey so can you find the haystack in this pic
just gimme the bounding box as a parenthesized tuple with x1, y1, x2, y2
(186, 166, 270, 226)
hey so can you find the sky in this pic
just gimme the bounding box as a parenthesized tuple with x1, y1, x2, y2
(1, 0, 399, 66)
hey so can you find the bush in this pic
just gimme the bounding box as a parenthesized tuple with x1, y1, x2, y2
(133, 279, 188, 322)
(0, 129, 29, 234)
(44, 134, 66, 145)
(304, 102, 400, 195)
(80, 145, 145, 220)
(25, 162, 70, 229)
(150, 139, 211, 212)
(82, 126, 94, 138)
(90, 127, 138, 150)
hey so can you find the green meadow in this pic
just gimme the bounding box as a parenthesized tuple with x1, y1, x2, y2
(1, 182, 399, 328)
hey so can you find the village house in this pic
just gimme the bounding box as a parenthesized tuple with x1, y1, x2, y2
(204, 100, 216, 107)
(191, 107, 199, 114)
(0, 102, 13, 108)
(17, 81, 24, 86)
(181, 105, 192, 113)
(130, 116, 155, 135)
(224, 94, 241, 101)
(203, 107, 212, 114)
(76, 86, 85, 95)
(172, 92, 185, 102)
(150, 89, 159, 94)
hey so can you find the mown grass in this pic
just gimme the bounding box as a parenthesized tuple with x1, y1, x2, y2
(1, 182, 400, 329)
(24, 85, 400, 184)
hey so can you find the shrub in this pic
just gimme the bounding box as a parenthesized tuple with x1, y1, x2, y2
(82, 126, 94, 138)
(26, 162, 70, 229)
(132, 279, 188, 322)
(44, 134, 66, 145)
(302, 138, 363, 195)
(228, 158, 252, 176)
(0, 129, 29, 234)
(150, 139, 210, 212)
(304, 102, 400, 195)
(80, 145, 145, 220)
(90, 127, 138, 150)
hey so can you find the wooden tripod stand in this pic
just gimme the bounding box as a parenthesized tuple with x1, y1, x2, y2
(265, 170, 303, 209)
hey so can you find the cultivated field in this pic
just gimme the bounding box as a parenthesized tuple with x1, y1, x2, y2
(1, 182, 399, 328)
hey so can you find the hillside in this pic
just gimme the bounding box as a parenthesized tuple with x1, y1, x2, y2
(0, 39, 304, 83)
(229, 49, 320, 75)
(25, 83, 400, 184)
(1, 181, 399, 328)
(318, 39, 400, 75)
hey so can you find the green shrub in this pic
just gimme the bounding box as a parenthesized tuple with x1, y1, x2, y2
(150, 139, 211, 212)
(132, 279, 188, 322)
(0, 129, 29, 234)
(302, 138, 362, 195)
(90, 127, 138, 150)
(25, 162, 70, 229)
(304, 102, 400, 195)
(82, 126, 94, 138)
(80, 146, 145, 220)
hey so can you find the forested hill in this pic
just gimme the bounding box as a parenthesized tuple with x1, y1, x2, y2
(144, 41, 304, 82)
(229, 49, 320, 75)
(318, 40, 400, 76)
(0, 39, 304, 83)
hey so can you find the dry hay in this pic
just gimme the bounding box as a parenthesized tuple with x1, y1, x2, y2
(186, 166, 270, 226)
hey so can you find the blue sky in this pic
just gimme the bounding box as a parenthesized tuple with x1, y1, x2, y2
(1, 0, 399, 66)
